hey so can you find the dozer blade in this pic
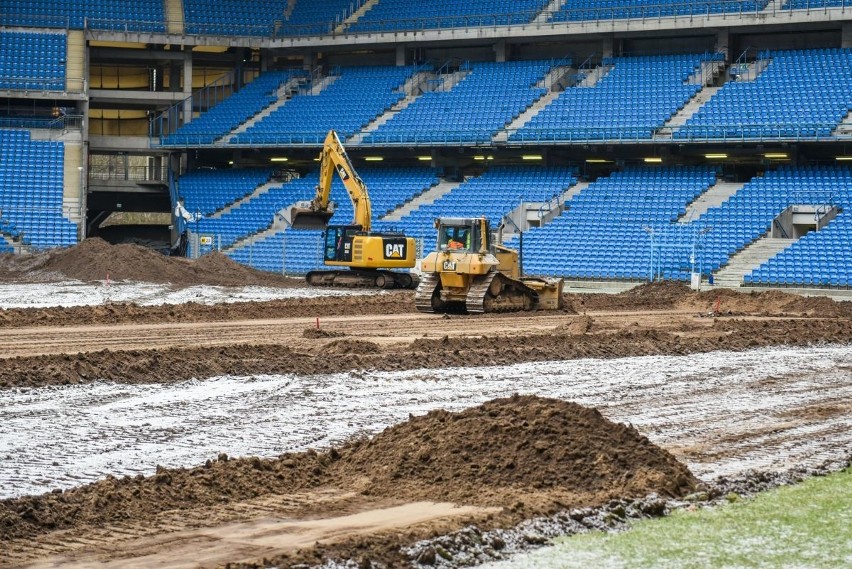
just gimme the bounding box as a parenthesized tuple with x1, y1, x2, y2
(282, 201, 335, 230)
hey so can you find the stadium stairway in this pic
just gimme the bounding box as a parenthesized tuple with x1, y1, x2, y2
(223, 214, 289, 253)
(210, 179, 284, 219)
(62, 142, 85, 230)
(576, 63, 612, 87)
(165, 0, 184, 34)
(533, 0, 570, 24)
(381, 178, 463, 222)
(345, 69, 447, 144)
(337, 0, 379, 33)
(678, 181, 745, 222)
(66, 31, 85, 92)
(219, 74, 311, 144)
(493, 64, 573, 143)
(347, 67, 437, 144)
(713, 236, 793, 287)
(832, 109, 852, 136)
(658, 86, 721, 138)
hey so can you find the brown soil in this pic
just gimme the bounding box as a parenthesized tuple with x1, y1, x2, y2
(0, 240, 850, 568)
(0, 237, 304, 287)
(0, 395, 699, 568)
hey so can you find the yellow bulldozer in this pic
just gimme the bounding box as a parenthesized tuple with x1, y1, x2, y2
(415, 216, 564, 313)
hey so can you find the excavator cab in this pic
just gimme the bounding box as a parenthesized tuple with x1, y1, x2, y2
(323, 225, 359, 263)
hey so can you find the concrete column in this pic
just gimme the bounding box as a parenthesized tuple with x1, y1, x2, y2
(602, 36, 614, 59)
(169, 62, 181, 92)
(716, 28, 730, 60)
(493, 40, 507, 62)
(182, 51, 193, 123)
(303, 51, 314, 71)
(396, 45, 406, 66)
(843, 23, 852, 48)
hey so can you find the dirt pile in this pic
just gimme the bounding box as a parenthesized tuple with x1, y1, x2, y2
(334, 395, 699, 511)
(0, 292, 411, 329)
(0, 396, 698, 544)
(566, 281, 852, 318)
(0, 238, 301, 287)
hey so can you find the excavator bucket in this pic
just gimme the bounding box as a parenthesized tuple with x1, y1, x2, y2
(282, 200, 335, 230)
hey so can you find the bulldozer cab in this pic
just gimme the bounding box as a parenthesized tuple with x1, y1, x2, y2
(437, 218, 487, 253)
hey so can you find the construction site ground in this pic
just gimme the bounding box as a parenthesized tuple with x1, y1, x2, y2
(0, 239, 850, 568)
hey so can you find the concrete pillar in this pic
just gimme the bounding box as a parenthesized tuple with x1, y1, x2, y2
(303, 51, 314, 71)
(182, 51, 193, 123)
(494, 40, 507, 62)
(396, 45, 406, 66)
(602, 36, 614, 59)
(169, 61, 181, 92)
(843, 23, 852, 49)
(716, 28, 730, 60)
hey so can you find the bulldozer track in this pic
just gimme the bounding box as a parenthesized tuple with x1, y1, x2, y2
(414, 273, 440, 313)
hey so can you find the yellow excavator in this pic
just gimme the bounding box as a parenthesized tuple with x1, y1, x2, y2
(283, 130, 418, 289)
(415, 216, 564, 313)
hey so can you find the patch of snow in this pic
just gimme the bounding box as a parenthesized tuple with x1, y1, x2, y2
(1, 345, 850, 499)
(0, 281, 374, 309)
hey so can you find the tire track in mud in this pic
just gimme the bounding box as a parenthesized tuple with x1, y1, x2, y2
(1, 490, 355, 568)
(0, 310, 725, 359)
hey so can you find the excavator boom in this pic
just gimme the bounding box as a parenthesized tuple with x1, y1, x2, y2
(284, 130, 371, 230)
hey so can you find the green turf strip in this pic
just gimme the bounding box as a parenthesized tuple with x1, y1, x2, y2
(484, 468, 852, 569)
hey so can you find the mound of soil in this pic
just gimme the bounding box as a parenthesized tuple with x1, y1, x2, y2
(0, 396, 698, 543)
(566, 281, 852, 319)
(0, 238, 302, 288)
(334, 394, 699, 511)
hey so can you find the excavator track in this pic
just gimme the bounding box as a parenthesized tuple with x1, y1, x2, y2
(414, 273, 441, 313)
(306, 269, 417, 290)
(466, 271, 539, 314)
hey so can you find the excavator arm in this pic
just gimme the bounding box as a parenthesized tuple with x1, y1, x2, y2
(284, 130, 372, 230)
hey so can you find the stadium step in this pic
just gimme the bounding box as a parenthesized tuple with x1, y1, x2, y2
(832, 109, 852, 136)
(336, 0, 379, 34)
(763, 0, 787, 13)
(224, 224, 284, 254)
(495, 89, 562, 142)
(687, 60, 725, 86)
(212, 180, 284, 220)
(62, 142, 84, 232)
(164, 0, 184, 35)
(678, 180, 745, 222)
(576, 64, 612, 88)
(658, 85, 721, 138)
(218, 75, 321, 144)
(532, 0, 569, 24)
(713, 236, 794, 287)
(66, 30, 85, 93)
(349, 72, 430, 143)
(381, 178, 463, 222)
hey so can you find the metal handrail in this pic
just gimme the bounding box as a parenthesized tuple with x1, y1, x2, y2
(3, 1, 851, 38)
(155, 122, 852, 148)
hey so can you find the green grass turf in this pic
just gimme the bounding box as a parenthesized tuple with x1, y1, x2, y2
(482, 468, 852, 569)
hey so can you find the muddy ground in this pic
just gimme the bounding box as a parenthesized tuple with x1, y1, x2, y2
(0, 239, 850, 568)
